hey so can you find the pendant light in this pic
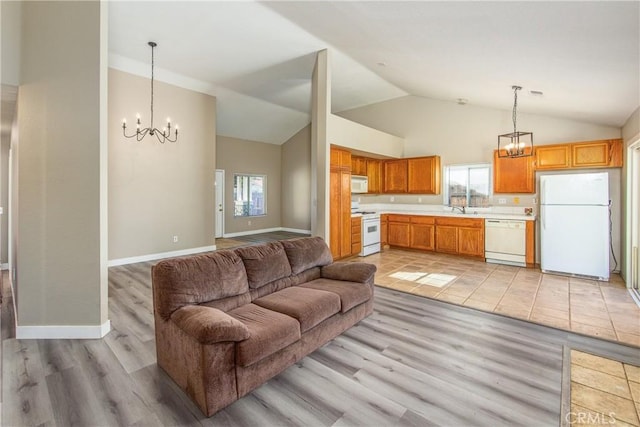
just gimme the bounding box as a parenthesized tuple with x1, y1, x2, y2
(497, 85, 532, 158)
(122, 41, 178, 143)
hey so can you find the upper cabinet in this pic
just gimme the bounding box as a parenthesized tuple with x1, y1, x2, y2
(383, 159, 408, 193)
(535, 139, 623, 171)
(366, 159, 383, 194)
(493, 149, 535, 194)
(351, 156, 367, 176)
(383, 156, 441, 194)
(535, 145, 571, 170)
(407, 156, 441, 194)
(493, 139, 623, 194)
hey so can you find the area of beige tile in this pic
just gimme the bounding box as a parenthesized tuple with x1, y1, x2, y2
(629, 381, 640, 403)
(625, 364, 640, 384)
(571, 382, 639, 425)
(571, 350, 627, 378)
(367, 248, 640, 345)
(569, 404, 636, 426)
(571, 364, 632, 399)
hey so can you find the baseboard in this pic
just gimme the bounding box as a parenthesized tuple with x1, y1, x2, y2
(108, 245, 216, 267)
(223, 227, 311, 238)
(17, 319, 111, 339)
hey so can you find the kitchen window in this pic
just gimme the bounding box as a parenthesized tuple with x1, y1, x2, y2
(234, 174, 266, 217)
(444, 164, 491, 208)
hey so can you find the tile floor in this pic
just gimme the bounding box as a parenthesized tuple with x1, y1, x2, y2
(570, 350, 640, 425)
(349, 248, 640, 347)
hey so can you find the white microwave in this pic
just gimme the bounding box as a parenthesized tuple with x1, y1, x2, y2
(351, 175, 368, 193)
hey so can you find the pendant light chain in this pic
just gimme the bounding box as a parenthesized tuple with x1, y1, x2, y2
(150, 42, 155, 132)
(512, 86, 519, 134)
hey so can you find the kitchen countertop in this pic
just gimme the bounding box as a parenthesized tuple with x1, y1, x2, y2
(381, 210, 535, 221)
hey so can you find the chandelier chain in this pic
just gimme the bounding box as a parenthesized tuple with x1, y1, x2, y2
(512, 86, 519, 133)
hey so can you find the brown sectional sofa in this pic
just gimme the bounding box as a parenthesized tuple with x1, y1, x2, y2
(151, 236, 376, 416)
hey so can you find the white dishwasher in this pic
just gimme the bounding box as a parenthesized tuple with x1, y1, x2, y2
(484, 219, 526, 267)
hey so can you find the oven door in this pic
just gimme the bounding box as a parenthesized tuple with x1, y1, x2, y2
(362, 218, 381, 246)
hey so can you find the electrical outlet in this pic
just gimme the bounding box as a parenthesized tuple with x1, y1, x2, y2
(248, 220, 252, 226)
(390, 196, 395, 202)
(418, 197, 422, 203)
(533, 198, 537, 204)
(173, 235, 178, 243)
(498, 198, 507, 205)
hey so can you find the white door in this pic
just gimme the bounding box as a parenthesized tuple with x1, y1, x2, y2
(215, 169, 224, 238)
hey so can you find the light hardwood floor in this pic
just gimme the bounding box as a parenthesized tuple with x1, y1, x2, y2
(2, 235, 639, 426)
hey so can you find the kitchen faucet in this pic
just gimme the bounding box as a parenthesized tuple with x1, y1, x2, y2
(451, 206, 466, 214)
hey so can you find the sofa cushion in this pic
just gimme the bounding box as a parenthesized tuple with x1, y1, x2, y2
(253, 286, 341, 333)
(235, 242, 292, 289)
(300, 278, 373, 313)
(228, 304, 301, 367)
(153, 251, 249, 320)
(281, 237, 333, 275)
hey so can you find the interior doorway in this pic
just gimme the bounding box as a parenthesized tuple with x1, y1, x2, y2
(215, 169, 225, 238)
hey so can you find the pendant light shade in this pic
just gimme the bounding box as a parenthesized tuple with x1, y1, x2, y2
(498, 85, 533, 158)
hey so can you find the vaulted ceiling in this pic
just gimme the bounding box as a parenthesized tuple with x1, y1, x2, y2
(108, 1, 640, 145)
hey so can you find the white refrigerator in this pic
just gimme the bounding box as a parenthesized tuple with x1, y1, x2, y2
(540, 172, 610, 280)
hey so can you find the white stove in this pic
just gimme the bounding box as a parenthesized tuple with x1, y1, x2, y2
(351, 203, 381, 256)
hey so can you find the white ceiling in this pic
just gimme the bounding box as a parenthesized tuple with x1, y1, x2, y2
(108, 1, 640, 145)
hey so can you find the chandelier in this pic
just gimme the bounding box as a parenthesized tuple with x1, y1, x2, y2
(497, 85, 532, 158)
(122, 41, 178, 143)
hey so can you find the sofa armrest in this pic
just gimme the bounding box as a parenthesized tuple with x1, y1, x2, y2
(171, 305, 250, 345)
(321, 262, 376, 284)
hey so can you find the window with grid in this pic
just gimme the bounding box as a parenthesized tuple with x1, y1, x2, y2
(233, 174, 266, 217)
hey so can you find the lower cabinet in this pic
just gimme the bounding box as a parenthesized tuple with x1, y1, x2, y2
(435, 217, 484, 257)
(380, 214, 389, 247)
(386, 214, 484, 258)
(387, 215, 410, 247)
(351, 217, 362, 256)
(410, 216, 435, 251)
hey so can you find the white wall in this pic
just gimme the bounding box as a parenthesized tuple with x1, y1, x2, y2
(327, 114, 404, 158)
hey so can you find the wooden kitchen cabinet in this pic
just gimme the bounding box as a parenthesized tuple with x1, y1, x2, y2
(380, 214, 388, 247)
(409, 216, 435, 251)
(534, 139, 623, 171)
(387, 214, 410, 247)
(435, 217, 484, 258)
(330, 147, 352, 259)
(572, 139, 623, 168)
(383, 159, 408, 193)
(535, 145, 571, 170)
(351, 156, 367, 176)
(366, 159, 383, 193)
(493, 149, 535, 194)
(407, 156, 441, 194)
(351, 216, 362, 256)
(525, 220, 535, 267)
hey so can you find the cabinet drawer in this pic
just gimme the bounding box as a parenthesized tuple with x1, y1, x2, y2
(410, 215, 435, 225)
(435, 217, 483, 228)
(387, 214, 411, 223)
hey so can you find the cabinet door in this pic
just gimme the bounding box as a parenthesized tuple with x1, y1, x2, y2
(535, 145, 571, 170)
(330, 147, 351, 170)
(388, 222, 410, 247)
(380, 214, 388, 247)
(410, 223, 435, 251)
(493, 150, 535, 193)
(383, 159, 408, 193)
(351, 156, 367, 176)
(525, 220, 535, 266)
(340, 171, 352, 257)
(329, 169, 341, 258)
(458, 227, 484, 257)
(571, 140, 624, 168)
(408, 156, 441, 194)
(351, 217, 362, 256)
(435, 226, 458, 253)
(366, 159, 382, 193)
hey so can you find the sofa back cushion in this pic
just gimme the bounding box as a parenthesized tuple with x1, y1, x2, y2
(152, 251, 249, 320)
(281, 236, 333, 275)
(235, 242, 292, 289)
